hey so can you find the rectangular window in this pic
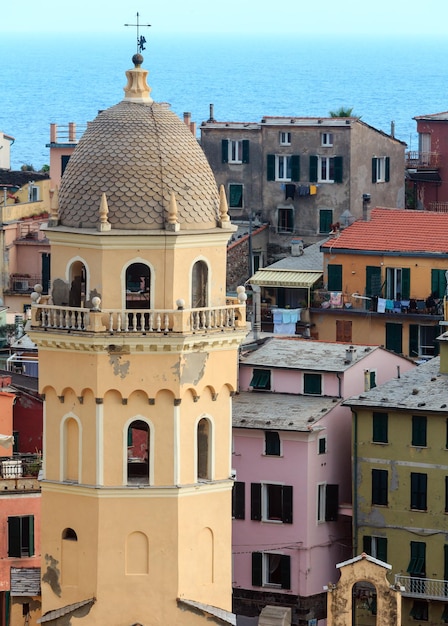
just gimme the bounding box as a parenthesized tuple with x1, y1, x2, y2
(222, 139, 249, 164)
(249, 369, 271, 390)
(276, 155, 292, 181)
(278, 208, 294, 233)
(385, 267, 410, 299)
(279, 131, 291, 145)
(267, 154, 300, 181)
(409, 324, 440, 359)
(363, 535, 388, 562)
(319, 156, 335, 182)
(372, 469, 388, 505)
(232, 481, 245, 519)
(336, 320, 352, 343)
(265, 431, 281, 456)
(411, 472, 427, 510)
(321, 132, 334, 147)
(317, 483, 339, 522)
(372, 156, 390, 183)
(407, 541, 426, 576)
(319, 208, 333, 234)
(8, 516, 34, 557)
(372, 412, 388, 443)
(431, 268, 447, 299)
(385, 322, 403, 355)
(250, 483, 293, 523)
(412, 415, 427, 447)
(304, 373, 322, 395)
(252, 552, 291, 589)
(318, 436, 327, 454)
(327, 264, 342, 291)
(369, 370, 377, 389)
(366, 266, 382, 297)
(229, 184, 243, 208)
(410, 600, 428, 621)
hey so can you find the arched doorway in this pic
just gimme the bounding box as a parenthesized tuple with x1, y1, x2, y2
(125, 263, 151, 309)
(69, 261, 86, 307)
(127, 420, 150, 484)
(352, 581, 377, 625)
(191, 261, 208, 308)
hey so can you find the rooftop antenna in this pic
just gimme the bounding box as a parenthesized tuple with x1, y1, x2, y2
(124, 12, 152, 54)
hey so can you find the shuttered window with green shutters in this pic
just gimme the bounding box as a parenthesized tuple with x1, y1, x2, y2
(363, 535, 388, 562)
(327, 264, 342, 291)
(385, 322, 402, 354)
(366, 266, 382, 297)
(431, 268, 447, 299)
(8, 516, 34, 557)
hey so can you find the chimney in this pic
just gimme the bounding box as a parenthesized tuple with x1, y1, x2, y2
(183, 112, 191, 127)
(208, 104, 216, 123)
(345, 346, 357, 363)
(390, 120, 395, 138)
(290, 239, 304, 256)
(362, 194, 371, 221)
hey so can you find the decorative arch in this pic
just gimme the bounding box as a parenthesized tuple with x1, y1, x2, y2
(196, 415, 214, 481)
(67, 257, 88, 307)
(352, 580, 377, 624)
(191, 258, 210, 308)
(123, 259, 153, 310)
(123, 416, 154, 486)
(197, 527, 214, 584)
(126, 531, 149, 574)
(60, 414, 82, 483)
(62, 528, 78, 541)
(61, 527, 79, 587)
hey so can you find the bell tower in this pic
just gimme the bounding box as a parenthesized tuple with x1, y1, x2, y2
(30, 54, 246, 625)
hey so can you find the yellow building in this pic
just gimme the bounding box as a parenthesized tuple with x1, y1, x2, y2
(346, 328, 448, 625)
(29, 53, 246, 625)
(311, 208, 447, 358)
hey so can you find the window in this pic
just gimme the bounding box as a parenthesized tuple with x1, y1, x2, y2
(249, 368, 271, 390)
(265, 431, 281, 456)
(250, 483, 293, 523)
(407, 541, 426, 576)
(127, 420, 150, 485)
(232, 481, 245, 519)
(336, 320, 352, 343)
(412, 415, 427, 447)
(368, 370, 377, 390)
(321, 132, 333, 147)
(304, 372, 322, 395)
(278, 208, 294, 233)
(229, 183, 243, 208)
(410, 600, 428, 621)
(319, 208, 333, 234)
(327, 264, 342, 291)
(252, 552, 291, 589)
(279, 131, 291, 145)
(366, 266, 382, 298)
(411, 472, 427, 510)
(221, 139, 249, 164)
(372, 156, 390, 183)
(8, 516, 34, 557)
(317, 483, 339, 522)
(318, 436, 327, 454)
(61, 154, 70, 175)
(62, 528, 78, 541)
(385, 267, 410, 300)
(309, 155, 343, 183)
(28, 185, 39, 202)
(372, 469, 388, 505)
(431, 268, 447, 299)
(191, 260, 208, 308)
(363, 535, 388, 562)
(372, 412, 388, 444)
(267, 154, 300, 182)
(385, 322, 402, 355)
(125, 262, 151, 309)
(409, 324, 440, 359)
(197, 418, 211, 480)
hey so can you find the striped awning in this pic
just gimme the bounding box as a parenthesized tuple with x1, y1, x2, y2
(249, 269, 323, 288)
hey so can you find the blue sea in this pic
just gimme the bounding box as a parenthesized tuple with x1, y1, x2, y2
(2, 33, 448, 170)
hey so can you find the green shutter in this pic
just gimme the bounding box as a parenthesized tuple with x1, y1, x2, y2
(334, 156, 343, 183)
(251, 483, 262, 521)
(401, 267, 410, 299)
(327, 264, 342, 291)
(372, 157, 378, 183)
(412, 415, 427, 447)
(304, 373, 322, 395)
(242, 140, 250, 164)
(282, 485, 293, 524)
(280, 555, 291, 589)
(386, 322, 402, 354)
(377, 537, 388, 562)
(385, 156, 390, 182)
(363, 535, 372, 554)
(8, 517, 21, 557)
(233, 481, 245, 520)
(319, 209, 333, 234)
(409, 324, 419, 358)
(229, 184, 243, 208)
(27, 515, 34, 557)
(325, 484, 339, 521)
(291, 155, 300, 181)
(373, 412, 388, 443)
(221, 139, 229, 163)
(431, 268, 447, 298)
(252, 552, 263, 586)
(408, 541, 426, 575)
(267, 154, 275, 181)
(309, 155, 318, 182)
(366, 266, 382, 297)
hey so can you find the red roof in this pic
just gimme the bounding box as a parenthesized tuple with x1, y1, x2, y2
(322, 208, 448, 254)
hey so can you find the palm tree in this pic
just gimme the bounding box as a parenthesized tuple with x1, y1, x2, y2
(329, 106, 356, 118)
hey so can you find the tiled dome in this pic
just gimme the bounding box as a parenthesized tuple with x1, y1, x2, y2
(58, 59, 220, 231)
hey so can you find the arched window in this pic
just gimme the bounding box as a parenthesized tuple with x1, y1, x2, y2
(197, 418, 211, 480)
(126, 263, 151, 309)
(62, 528, 78, 541)
(127, 420, 150, 484)
(64, 417, 79, 483)
(352, 581, 377, 625)
(192, 261, 208, 308)
(69, 261, 86, 307)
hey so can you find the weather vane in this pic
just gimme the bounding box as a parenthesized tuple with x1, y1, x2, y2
(124, 12, 151, 54)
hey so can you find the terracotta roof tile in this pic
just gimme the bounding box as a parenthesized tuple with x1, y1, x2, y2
(322, 208, 448, 254)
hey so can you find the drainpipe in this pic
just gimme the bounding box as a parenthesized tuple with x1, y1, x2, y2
(336, 372, 342, 398)
(353, 410, 358, 557)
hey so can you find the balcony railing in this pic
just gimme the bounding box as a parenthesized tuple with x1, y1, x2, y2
(30, 301, 247, 335)
(406, 151, 440, 169)
(428, 202, 448, 213)
(311, 290, 444, 316)
(395, 575, 448, 601)
(0, 454, 42, 479)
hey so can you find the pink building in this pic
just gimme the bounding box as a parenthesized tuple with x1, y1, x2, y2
(232, 338, 415, 626)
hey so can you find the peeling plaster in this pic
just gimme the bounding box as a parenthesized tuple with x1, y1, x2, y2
(42, 554, 61, 597)
(172, 352, 209, 386)
(109, 354, 130, 379)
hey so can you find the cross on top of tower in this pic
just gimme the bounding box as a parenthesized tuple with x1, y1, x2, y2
(124, 12, 152, 54)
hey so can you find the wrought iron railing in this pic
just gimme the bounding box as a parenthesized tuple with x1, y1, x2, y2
(406, 151, 440, 168)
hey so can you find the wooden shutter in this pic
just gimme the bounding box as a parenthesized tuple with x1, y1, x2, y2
(251, 483, 262, 520)
(267, 154, 275, 181)
(242, 140, 250, 164)
(280, 555, 291, 589)
(409, 324, 419, 358)
(319, 209, 333, 234)
(7, 517, 21, 558)
(282, 485, 293, 524)
(309, 155, 318, 182)
(372, 157, 378, 183)
(233, 481, 245, 520)
(385, 323, 402, 354)
(373, 412, 388, 443)
(252, 552, 263, 586)
(385, 156, 390, 182)
(291, 155, 300, 182)
(366, 266, 382, 297)
(221, 140, 229, 163)
(325, 484, 339, 521)
(334, 156, 343, 183)
(336, 320, 352, 343)
(401, 267, 410, 299)
(327, 264, 342, 291)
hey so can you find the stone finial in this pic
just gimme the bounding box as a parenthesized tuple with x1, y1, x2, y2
(219, 184, 231, 229)
(98, 193, 111, 232)
(49, 187, 59, 226)
(123, 55, 153, 103)
(166, 192, 180, 231)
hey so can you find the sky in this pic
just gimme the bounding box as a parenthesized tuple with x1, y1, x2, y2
(5, 0, 448, 36)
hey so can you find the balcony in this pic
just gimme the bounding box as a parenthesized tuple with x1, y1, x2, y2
(428, 201, 448, 213)
(395, 575, 448, 601)
(406, 151, 440, 169)
(0, 454, 42, 492)
(311, 290, 444, 317)
(8, 274, 41, 294)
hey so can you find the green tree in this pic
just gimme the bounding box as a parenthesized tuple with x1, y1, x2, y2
(329, 106, 356, 118)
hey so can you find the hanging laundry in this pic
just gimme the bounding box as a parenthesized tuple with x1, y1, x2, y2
(310, 185, 317, 195)
(285, 184, 296, 200)
(298, 184, 310, 196)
